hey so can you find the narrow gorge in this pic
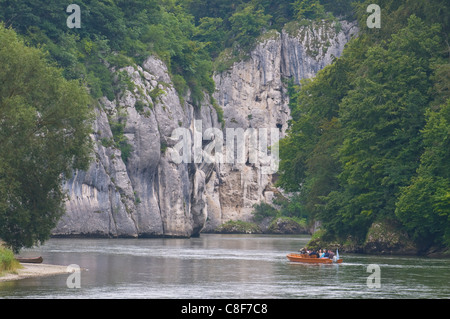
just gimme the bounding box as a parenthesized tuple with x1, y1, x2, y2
(52, 20, 358, 238)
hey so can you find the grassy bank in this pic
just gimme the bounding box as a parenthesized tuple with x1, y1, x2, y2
(0, 247, 22, 276)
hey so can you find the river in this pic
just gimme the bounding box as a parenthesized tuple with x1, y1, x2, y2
(0, 234, 449, 299)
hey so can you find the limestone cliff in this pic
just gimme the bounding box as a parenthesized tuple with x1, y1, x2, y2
(52, 20, 357, 238)
(204, 20, 357, 230)
(53, 56, 218, 238)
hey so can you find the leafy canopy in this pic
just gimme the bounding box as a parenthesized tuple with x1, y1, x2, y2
(278, 0, 450, 249)
(0, 24, 93, 252)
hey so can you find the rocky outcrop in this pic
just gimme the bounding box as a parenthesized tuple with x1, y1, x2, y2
(363, 220, 418, 255)
(53, 19, 357, 238)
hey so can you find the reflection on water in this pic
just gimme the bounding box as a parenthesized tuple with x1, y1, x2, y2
(0, 234, 449, 299)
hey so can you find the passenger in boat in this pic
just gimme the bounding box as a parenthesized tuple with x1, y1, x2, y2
(327, 250, 334, 259)
(319, 249, 326, 258)
(309, 250, 319, 258)
(323, 250, 330, 258)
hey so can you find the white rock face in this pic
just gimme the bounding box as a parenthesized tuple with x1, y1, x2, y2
(53, 20, 357, 237)
(54, 56, 219, 238)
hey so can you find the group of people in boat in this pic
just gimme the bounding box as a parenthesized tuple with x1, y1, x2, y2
(298, 248, 335, 259)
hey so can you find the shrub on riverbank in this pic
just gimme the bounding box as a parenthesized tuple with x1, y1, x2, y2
(0, 247, 21, 275)
(214, 220, 262, 234)
(307, 220, 421, 255)
(212, 217, 310, 235)
(267, 217, 309, 234)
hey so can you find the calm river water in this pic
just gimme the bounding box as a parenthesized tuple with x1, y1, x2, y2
(1, 234, 449, 299)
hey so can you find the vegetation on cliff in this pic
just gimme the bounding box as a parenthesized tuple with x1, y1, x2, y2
(0, 0, 360, 104)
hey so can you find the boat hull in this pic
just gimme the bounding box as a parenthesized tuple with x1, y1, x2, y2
(15, 256, 43, 264)
(287, 253, 342, 264)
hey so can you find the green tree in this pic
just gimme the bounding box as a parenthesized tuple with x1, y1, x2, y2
(279, 6, 450, 249)
(277, 53, 357, 219)
(195, 17, 226, 58)
(0, 0, 215, 105)
(228, 4, 271, 49)
(324, 16, 443, 241)
(251, 0, 295, 29)
(0, 25, 93, 252)
(354, 0, 449, 44)
(396, 100, 450, 249)
(186, 0, 243, 22)
(320, 0, 359, 18)
(277, 37, 364, 188)
(292, 0, 326, 20)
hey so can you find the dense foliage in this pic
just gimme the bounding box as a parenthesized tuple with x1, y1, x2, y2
(278, 0, 450, 251)
(0, 0, 359, 104)
(0, 25, 92, 252)
(0, 0, 215, 105)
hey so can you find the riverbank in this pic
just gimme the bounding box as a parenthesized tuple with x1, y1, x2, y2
(209, 218, 450, 258)
(306, 221, 450, 258)
(0, 263, 71, 282)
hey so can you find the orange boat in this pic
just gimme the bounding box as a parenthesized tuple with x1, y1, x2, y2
(286, 253, 343, 264)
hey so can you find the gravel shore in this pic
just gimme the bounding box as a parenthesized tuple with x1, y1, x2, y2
(0, 263, 71, 282)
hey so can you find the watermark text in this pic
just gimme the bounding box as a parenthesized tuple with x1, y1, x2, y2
(169, 120, 279, 174)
